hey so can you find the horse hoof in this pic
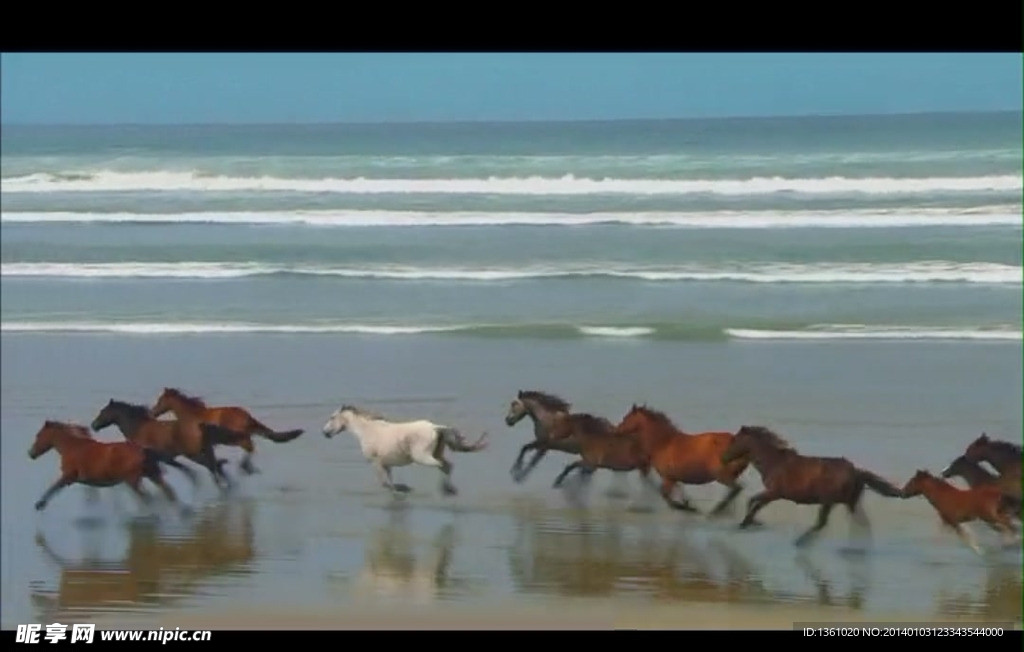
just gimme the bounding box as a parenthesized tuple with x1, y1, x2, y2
(393, 484, 412, 493)
(442, 486, 458, 497)
(34, 501, 46, 511)
(179, 506, 196, 518)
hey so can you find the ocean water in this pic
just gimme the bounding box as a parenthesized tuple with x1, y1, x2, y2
(1, 113, 1022, 628)
(1, 112, 1022, 339)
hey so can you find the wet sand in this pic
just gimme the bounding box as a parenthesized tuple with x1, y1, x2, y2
(3, 335, 1022, 630)
(86, 599, 1023, 631)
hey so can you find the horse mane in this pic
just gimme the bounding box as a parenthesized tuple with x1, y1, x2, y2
(518, 390, 572, 413)
(341, 404, 388, 421)
(633, 405, 680, 431)
(566, 412, 614, 435)
(985, 439, 1023, 456)
(738, 425, 795, 452)
(164, 388, 208, 409)
(110, 399, 154, 421)
(43, 420, 93, 438)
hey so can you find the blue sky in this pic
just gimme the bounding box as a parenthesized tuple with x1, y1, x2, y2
(2, 53, 1021, 124)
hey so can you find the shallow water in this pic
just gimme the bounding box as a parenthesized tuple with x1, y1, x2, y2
(2, 334, 1021, 628)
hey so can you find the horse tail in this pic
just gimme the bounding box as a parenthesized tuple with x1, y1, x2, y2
(437, 426, 488, 453)
(855, 467, 903, 498)
(249, 417, 304, 443)
(141, 447, 197, 485)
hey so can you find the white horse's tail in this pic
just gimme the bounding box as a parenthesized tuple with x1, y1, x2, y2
(437, 427, 488, 453)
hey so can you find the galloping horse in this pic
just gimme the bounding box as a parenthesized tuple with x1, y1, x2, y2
(150, 388, 304, 475)
(720, 426, 903, 546)
(941, 455, 1022, 522)
(612, 405, 748, 515)
(545, 411, 657, 508)
(28, 420, 192, 513)
(902, 469, 1020, 555)
(505, 390, 631, 496)
(90, 399, 233, 489)
(322, 405, 488, 496)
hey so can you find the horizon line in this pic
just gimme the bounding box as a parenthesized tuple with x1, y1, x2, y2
(2, 108, 1021, 129)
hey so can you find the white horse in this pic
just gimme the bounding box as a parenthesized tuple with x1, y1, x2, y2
(322, 405, 488, 496)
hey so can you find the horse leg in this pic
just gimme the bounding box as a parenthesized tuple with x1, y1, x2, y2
(845, 502, 873, 542)
(510, 441, 539, 477)
(552, 461, 583, 488)
(982, 508, 1021, 546)
(514, 445, 548, 484)
(146, 468, 193, 517)
(192, 448, 231, 492)
(125, 478, 155, 511)
(625, 467, 657, 513)
(238, 437, 260, 475)
(35, 476, 74, 511)
(659, 478, 699, 513)
(795, 503, 835, 547)
(416, 448, 456, 497)
(953, 523, 984, 556)
(437, 458, 457, 497)
(372, 462, 410, 494)
(739, 492, 775, 528)
(709, 482, 744, 518)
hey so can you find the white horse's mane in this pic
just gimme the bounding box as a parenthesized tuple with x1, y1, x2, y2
(340, 404, 389, 421)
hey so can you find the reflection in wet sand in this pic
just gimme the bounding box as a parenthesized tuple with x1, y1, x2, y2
(506, 507, 871, 610)
(31, 500, 256, 622)
(937, 558, 1023, 623)
(348, 511, 468, 603)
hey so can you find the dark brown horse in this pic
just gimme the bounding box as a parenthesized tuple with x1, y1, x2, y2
(505, 390, 632, 497)
(902, 470, 1020, 555)
(612, 405, 749, 515)
(546, 411, 656, 503)
(91, 399, 235, 489)
(28, 420, 192, 513)
(941, 455, 1022, 522)
(720, 425, 903, 546)
(151, 388, 303, 475)
(963, 434, 1022, 486)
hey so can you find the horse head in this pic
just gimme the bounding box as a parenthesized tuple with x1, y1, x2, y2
(323, 406, 354, 438)
(28, 421, 58, 459)
(963, 433, 990, 462)
(900, 469, 932, 498)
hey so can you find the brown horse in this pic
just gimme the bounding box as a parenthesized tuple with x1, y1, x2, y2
(612, 404, 749, 516)
(28, 420, 192, 513)
(151, 388, 303, 475)
(720, 425, 903, 546)
(941, 455, 1022, 522)
(546, 411, 657, 505)
(91, 399, 235, 489)
(901, 470, 1020, 555)
(963, 434, 1022, 487)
